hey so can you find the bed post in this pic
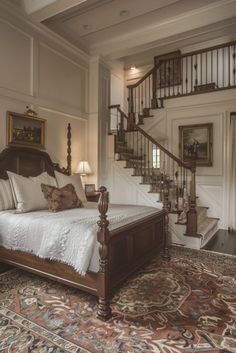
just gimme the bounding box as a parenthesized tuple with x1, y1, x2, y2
(162, 185, 171, 261)
(67, 123, 72, 175)
(96, 186, 112, 321)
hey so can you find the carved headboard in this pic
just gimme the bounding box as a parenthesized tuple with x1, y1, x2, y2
(0, 123, 72, 179)
(0, 146, 56, 179)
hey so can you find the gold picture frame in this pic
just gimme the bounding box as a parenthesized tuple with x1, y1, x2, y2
(179, 123, 213, 166)
(7, 111, 46, 149)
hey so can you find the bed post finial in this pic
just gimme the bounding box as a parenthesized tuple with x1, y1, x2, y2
(67, 123, 72, 175)
(97, 186, 112, 321)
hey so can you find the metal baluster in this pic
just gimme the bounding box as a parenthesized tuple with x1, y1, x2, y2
(164, 60, 167, 98)
(168, 59, 171, 97)
(228, 45, 231, 86)
(206, 52, 208, 85)
(201, 52, 202, 85)
(223, 47, 225, 87)
(148, 140, 150, 178)
(211, 50, 213, 84)
(138, 85, 140, 115)
(234, 44, 236, 86)
(191, 55, 193, 93)
(185, 56, 188, 94)
(172, 58, 175, 96)
(217, 49, 219, 87)
(145, 79, 147, 109)
(141, 83, 143, 115)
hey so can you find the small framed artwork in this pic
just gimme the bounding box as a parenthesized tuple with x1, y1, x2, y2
(85, 184, 96, 194)
(154, 50, 182, 88)
(7, 111, 46, 149)
(179, 123, 213, 166)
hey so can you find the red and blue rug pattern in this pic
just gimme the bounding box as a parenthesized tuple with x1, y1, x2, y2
(0, 247, 235, 352)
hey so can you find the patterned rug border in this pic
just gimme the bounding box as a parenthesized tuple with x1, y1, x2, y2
(0, 307, 89, 353)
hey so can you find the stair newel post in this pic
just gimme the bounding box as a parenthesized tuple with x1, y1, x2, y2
(151, 66, 158, 109)
(128, 87, 135, 131)
(186, 163, 198, 236)
(97, 186, 112, 321)
(162, 182, 171, 261)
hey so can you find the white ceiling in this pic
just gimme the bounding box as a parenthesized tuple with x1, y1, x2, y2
(14, 0, 236, 64)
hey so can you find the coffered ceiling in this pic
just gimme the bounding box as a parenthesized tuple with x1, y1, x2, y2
(13, 0, 236, 63)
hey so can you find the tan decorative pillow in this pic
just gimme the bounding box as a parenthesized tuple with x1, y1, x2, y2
(41, 183, 83, 212)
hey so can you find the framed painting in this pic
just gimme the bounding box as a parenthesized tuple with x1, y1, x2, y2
(154, 50, 182, 88)
(179, 123, 213, 166)
(7, 111, 46, 149)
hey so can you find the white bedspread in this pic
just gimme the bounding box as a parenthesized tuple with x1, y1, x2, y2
(0, 203, 161, 275)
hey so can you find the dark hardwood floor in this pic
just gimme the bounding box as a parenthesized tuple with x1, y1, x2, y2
(203, 229, 236, 256)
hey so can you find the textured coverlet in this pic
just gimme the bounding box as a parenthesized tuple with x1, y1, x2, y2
(0, 203, 160, 275)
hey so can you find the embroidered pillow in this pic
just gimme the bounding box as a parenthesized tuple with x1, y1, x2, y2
(41, 183, 83, 212)
(54, 171, 87, 203)
(0, 179, 14, 211)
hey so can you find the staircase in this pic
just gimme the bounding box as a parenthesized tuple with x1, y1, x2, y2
(107, 41, 236, 246)
(109, 105, 219, 248)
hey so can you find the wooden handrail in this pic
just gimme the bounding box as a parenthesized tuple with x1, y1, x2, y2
(172, 40, 236, 60)
(127, 41, 236, 87)
(115, 106, 192, 170)
(127, 62, 162, 89)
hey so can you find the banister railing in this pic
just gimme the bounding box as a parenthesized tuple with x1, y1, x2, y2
(127, 40, 236, 117)
(109, 105, 197, 236)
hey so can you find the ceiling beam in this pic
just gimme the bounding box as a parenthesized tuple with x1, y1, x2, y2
(26, 0, 88, 22)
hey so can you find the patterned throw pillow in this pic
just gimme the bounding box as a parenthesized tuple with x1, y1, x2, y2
(41, 183, 83, 212)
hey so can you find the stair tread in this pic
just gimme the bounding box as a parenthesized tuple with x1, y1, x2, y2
(198, 218, 218, 237)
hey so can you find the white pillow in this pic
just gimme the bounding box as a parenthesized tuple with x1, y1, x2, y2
(30, 172, 57, 187)
(55, 171, 87, 203)
(7, 171, 56, 213)
(0, 179, 15, 211)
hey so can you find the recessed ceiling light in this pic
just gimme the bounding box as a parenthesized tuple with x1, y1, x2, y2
(130, 66, 136, 71)
(120, 10, 129, 17)
(83, 24, 92, 30)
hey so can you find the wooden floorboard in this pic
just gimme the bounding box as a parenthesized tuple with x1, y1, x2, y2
(203, 229, 236, 256)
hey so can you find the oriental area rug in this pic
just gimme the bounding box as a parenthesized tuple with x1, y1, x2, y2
(0, 247, 235, 353)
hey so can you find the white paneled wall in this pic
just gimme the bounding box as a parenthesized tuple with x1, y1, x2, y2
(0, 5, 89, 170)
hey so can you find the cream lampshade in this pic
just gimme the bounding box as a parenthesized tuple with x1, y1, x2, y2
(77, 161, 92, 188)
(77, 161, 92, 176)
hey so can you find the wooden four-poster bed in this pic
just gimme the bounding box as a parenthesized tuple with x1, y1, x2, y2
(0, 124, 168, 320)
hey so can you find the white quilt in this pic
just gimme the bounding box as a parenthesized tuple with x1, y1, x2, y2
(0, 203, 161, 275)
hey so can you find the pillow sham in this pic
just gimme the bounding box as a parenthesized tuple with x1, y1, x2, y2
(0, 179, 14, 211)
(41, 183, 83, 212)
(7, 171, 57, 213)
(30, 171, 57, 187)
(54, 171, 87, 203)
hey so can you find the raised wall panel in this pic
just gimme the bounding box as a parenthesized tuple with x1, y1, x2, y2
(0, 20, 31, 95)
(39, 44, 88, 113)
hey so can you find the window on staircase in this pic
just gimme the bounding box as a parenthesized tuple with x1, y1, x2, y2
(152, 146, 161, 169)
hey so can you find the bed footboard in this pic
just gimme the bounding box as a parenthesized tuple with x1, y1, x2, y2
(96, 187, 168, 321)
